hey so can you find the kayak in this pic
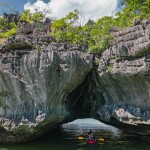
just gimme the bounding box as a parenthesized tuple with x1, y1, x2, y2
(87, 139, 96, 144)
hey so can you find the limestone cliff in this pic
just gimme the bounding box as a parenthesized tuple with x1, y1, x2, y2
(0, 18, 150, 143)
(95, 19, 150, 135)
(0, 38, 93, 143)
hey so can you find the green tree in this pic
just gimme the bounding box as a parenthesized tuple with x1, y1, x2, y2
(50, 10, 81, 43)
(20, 9, 44, 24)
(50, 18, 67, 42)
(114, 0, 150, 27)
(89, 16, 113, 53)
(0, 2, 19, 39)
(0, 16, 18, 38)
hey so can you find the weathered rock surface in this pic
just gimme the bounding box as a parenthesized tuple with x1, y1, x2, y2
(95, 18, 150, 135)
(17, 18, 52, 36)
(0, 43, 93, 143)
(3, 13, 20, 24)
(0, 34, 87, 53)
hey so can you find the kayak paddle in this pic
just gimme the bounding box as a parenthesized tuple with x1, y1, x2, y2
(78, 137, 85, 140)
(98, 138, 105, 141)
(78, 137, 104, 141)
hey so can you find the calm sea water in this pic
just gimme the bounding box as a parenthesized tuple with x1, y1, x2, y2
(0, 119, 150, 150)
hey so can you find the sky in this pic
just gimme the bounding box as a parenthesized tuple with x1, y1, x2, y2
(0, 0, 123, 20)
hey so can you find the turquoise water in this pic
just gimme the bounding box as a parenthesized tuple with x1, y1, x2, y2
(0, 120, 150, 150)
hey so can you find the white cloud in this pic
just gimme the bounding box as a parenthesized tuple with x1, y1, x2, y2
(24, 0, 118, 21)
(24, 0, 52, 18)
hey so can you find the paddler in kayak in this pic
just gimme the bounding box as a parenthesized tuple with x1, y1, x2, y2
(88, 130, 95, 140)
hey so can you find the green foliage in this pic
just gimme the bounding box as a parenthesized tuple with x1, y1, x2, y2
(89, 16, 114, 53)
(50, 0, 150, 54)
(1, 0, 149, 54)
(50, 11, 113, 54)
(50, 10, 80, 43)
(0, 17, 7, 31)
(20, 10, 31, 23)
(0, 22, 17, 38)
(0, 9, 44, 39)
(20, 9, 44, 24)
(114, 0, 150, 27)
(0, 17, 17, 38)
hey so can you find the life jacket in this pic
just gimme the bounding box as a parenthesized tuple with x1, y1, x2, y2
(88, 133, 94, 140)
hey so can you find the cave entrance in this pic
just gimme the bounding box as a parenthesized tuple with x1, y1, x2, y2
(66, 70, 105, 118)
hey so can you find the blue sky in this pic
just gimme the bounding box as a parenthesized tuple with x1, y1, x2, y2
(0, 0, 123, 20)
(0, 0, 49, 14)
(0, 0, 27, 14)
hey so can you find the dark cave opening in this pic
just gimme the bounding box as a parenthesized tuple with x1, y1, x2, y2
(66, 70, 106, 118)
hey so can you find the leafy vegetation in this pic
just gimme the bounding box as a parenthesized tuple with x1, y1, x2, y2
(115, 0, 150, 27)
(0, 0, 150, 53)
(20, 9, 44, 24)
(0, 17, 17, 38)
(0, 23, 17, 38)
(50, 10, 80, 43)
(49, 0, 150, 54)
(0, 1, 19, 39)
(50, 10, 111, 53)
(0, 9, 44, 39)
(50, 11, 114, 53)
(89, 16, 114, 53)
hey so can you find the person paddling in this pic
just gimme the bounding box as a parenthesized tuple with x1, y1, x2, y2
(88, 130, 95, 140)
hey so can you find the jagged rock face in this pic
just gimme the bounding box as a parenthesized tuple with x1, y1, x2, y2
(0, 35, 87, 52)
(96, 19, 150, 134)
(17, 19, 52, 36)
(0, 35, 52, 51)
(0, 47, 93, 143)
(3, 13, 20, 24)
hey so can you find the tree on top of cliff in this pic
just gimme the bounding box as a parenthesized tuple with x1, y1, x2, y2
(50, 10, 82, 43)
(20, 9, 44, 24)
(114, 0, 150, 27)
(89, 16, 114, 53)
(50, 10, 114, 53)
(0, 2, 19, 39)
(1, 0, 150, 52)
(0, 15, 18, 38)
